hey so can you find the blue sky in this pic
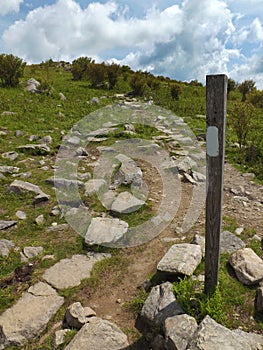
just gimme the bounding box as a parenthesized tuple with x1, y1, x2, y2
(0, 0, 263, 88)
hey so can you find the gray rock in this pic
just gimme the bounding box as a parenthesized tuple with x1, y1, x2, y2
(232, 328, 263, 349)
(65, 136, 80, 146)
(85, 217, 128, 245)
(0, 173, 6, 180)
(53, 329, 71, 348)
(42, 253, 110, 289)
(84, 179, 107, 196)
(235, 227, 244, 235)
(40, 135, 53, 144)
(15, 210, 27, 220)
(64, 317, 129, 350)
(35, 214, 45, 226)
(23, 246, 43, 259)
(0, 282, 64, 347)
(91, 97, 99, 104)
(137, 282, 184, 333)
(0, 221, 16, 231)
(221, 230, 246, 254)
(256, 287, 263, 313)
(165, 314, 198, 350)
(17, 144, 50, 155)
(0, 166, 19, 174)
(114, 154, 142, 185)
(59, 92, 67, 100)
(46, 223, 70, 232)
(24, 78, 40, 93)
(8, 180, 50, 204)
(0, 239, 15, 257)
(1, 111, 16, 116)
(83, 306, 96, 318)
(229, 248, 263, 285)
(100, 190, 117, 209)
(65, 302, 87, 329)
(29, 135, 39, 142)
(157, 244, 202, 276)
(111, 191, 145, 214)
(47, 177, 84, 189)
(2, 151, 18, 161)
(187, 315, 254, 350)
(15, 130, 23, 137)
(191, 234, 205, 257)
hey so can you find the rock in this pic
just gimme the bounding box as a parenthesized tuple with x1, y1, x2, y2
(242, 172, 255, 180)
(0, 220, 16, 230)
(114, 154, 142, 185)
(65, 302, 87, 329)
(40, 135, 53, 144)
(84, 179, 107, 196)
(29, 134, 39, 142)
(35, 214, 45, 225)
(83, 306, 96, 318)
(111, 191, 145, 214)
(64, 317, 129, 350)
(256, 287, 263, 313)
(235, 227, 244, 235)
(157, 244, 202, 276)
(0, 239, 15, 257)
(24, 78, 40, 93)
(42, 253, 110, 289)
(15, 130, 23, 137)
(191, 234, 205, 257)
(164, 314, 198, 350)
(59, 92, 67, 100)
(0, 173, 7, 180)
(54, 329, 71, 347)
(47, 177, 84, 189)
(23, 246, 43, 259)
(15, 210, 27, 220)
(65, 136, 80, 146)
(91, 97, 99, 104)
(17, 144, 50, 155)
(220, 230, 246, 254)
(76, 147, 88, 157)
(232, 328, 263, 349)
(187, 315, 255, 350)
(85, 217, 128, 245)
(2, 151, 18, 161)
(100, 190, 117, 209)
(9, 180, 50, 204)
(46, 223, 70, 232)
(229, 248, 263, 285)
(0, 282, 64, 347)
(0, 166, 19, 174)
(137, 282, 184, 334)
(1, 111, 16, 116)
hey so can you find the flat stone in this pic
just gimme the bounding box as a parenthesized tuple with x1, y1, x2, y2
(0, 221, 16, 231)
(157, 243, 202, 276)
(17, 144, 50, 155)
(23, 246, 44, 259)
(42, 253, 110, 289)
(165, 314, 198, 350)
(191, 234, 205, 257)
(111, 191, 145, 214)
(0, 239, 15, 257)
(221, 230, 246, 253)
(137, 282, 184, 333)
(100, 190, 117, 209)
(8, 180, 50, 204)
(85, 217, 128, 245)
(229, 248, 263, 285)
(15, 210, 27, 220)
(35, 214, 45, 226)
(0, 282, 64, 347)
(84, 179, 107, 196)
(0, 166, 19, 174)
(2, 152, 18, 161)
(187, 315, 254, 350)
(46, 177, 84, 189)
(64, 317, 129, 350)
(54, 329, 71, 347)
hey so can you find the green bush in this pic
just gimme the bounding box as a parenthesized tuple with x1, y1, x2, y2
(0, 53, 26, 87)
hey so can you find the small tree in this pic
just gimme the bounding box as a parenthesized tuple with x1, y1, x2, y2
(0, 54, 26, 87)
(88, 63, 106, 88)
(227, 78, 237, 97)
(106, 63, 120, 89)
(238, 80, 256, 102)
(229, 102, 254, 149)
(170, 83, 182, 100)
(130, 73, 147, 96)
(71, 56, 93, 81)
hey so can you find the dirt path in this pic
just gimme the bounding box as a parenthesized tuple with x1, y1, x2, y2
(75, 160, 262, 346)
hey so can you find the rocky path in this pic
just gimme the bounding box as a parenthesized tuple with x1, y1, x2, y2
(0, 99, 262, 349)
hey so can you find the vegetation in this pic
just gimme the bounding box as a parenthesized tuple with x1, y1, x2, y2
(0, 54, 26, 87)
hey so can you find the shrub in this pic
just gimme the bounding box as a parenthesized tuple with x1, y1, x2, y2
(130, 73, 147, 96)
(0, 54, 26, 87)
(71, 56, 93, 81)
(106, 63, 121, 89)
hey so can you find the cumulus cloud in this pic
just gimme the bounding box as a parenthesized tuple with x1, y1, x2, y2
(1, 0, 263, 88)
(0, 0, 23, 16)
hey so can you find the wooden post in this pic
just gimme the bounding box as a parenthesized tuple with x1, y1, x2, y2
(204, 74, 227, 295)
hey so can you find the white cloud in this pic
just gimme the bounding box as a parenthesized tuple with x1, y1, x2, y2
(0, 0, 23, 15)
(1, 0, 263, 88)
